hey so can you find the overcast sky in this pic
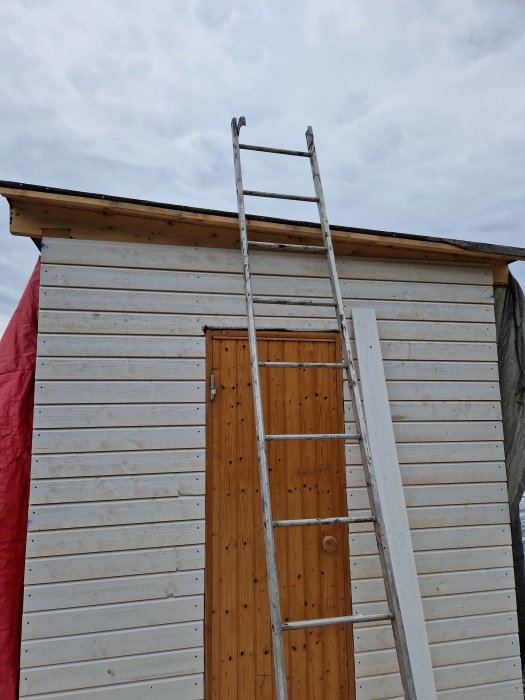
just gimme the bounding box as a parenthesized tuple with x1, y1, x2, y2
(1, 0, 524, 335)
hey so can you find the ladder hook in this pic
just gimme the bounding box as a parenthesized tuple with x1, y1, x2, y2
(232, 115, 246, 136)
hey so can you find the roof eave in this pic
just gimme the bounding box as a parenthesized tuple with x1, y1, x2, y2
(1, 180, 524, 263)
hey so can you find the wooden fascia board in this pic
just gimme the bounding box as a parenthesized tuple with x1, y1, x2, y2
(2, 191, 520, 270)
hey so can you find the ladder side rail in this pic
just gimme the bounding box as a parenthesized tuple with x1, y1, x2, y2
(231, 117, 288, 700)
(305, 126, 417, 700)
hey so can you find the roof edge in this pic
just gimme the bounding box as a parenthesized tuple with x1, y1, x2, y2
(1, 179, 524, 261)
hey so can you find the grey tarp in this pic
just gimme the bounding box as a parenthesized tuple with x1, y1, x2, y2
(495, 272, 525, 670)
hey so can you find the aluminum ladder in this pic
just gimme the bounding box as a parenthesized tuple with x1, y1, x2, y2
(230, 116, 434, 700)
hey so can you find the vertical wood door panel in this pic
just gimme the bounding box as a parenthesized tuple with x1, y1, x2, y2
(206, 332, 354, 699)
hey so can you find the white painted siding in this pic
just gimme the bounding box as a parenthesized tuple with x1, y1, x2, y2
(20, 237, 522, 698)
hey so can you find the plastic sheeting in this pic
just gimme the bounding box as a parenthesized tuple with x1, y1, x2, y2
(496, 271, 525, 671)
(0, 260, 40, 699)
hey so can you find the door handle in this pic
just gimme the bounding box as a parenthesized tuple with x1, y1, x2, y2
(322, 535, 337, 552)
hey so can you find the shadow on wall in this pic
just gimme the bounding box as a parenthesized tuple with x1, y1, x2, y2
(496, 272, 525, 677)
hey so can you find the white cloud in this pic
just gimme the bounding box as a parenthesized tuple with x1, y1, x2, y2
(0, 0, 524, 325)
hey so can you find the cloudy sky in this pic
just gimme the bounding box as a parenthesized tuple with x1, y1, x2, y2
(1, 0, 524, 335)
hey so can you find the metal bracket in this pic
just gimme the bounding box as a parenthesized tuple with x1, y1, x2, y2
(210, 373, 217, 401)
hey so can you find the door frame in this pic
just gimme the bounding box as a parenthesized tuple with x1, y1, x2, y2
(204, 329, 354, 698)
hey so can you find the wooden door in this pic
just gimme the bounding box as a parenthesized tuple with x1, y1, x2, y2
(206, 331, 354, 700)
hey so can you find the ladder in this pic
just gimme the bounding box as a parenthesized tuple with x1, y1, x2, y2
(230, 116, 435, 700)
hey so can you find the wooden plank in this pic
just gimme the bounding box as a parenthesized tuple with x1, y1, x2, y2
(352, 546, 514, 579)
(37, 401, 504, 432)
(35, 380, 204, 404)
(26, 520, 204, 557)
(34, 379, 501, 406)
(380, 360, 498, 382)
(347, 462, 506, 487)
(349, 464, 507, 489)
(36, 360, 499, 390)
(24, 570, 204, 612)
(438, 679, 522, 699)
(30, 448, 205, 479)
(347, 483, 508, 511)
(40, 286, 495, 323)
(38, 311, 497, 342)
(20, 675, 204, 700)
(21, 620, 203, 668)
(354, 611, 518, 651)
(344, 504, 509, 537)
(379, 362, 498, 382)
(34, 403, 205, 429)
(41, 264, 493, 303)
(213, 335, 238, 698)
(352, 307, 436, 699)
(355, 588, 517, 622)
(35, 356, 499, 381)
(234, 337, 256, 698)
(41, 239, 492, 284)
(25, 545, 204, 584)
(350, 525, 511, 556)
(38, 402, 503, 430)
(384, 383, 500, 401)
(32, 426, 204, 454)
(377, 341, 497, 362)
(30, 474, 203, 503)
(355, 657, 521, 698)
(23, 595, 204, 640)
(37, 334, 498, 362)
(349, 421, 503, 442)
(351, 568, 515, 604)
(29, 496, 204, 530)
(355, 633, 519, 677)
(367, 401, 501, 422)
(38, 333, 206, 358)
(410, 504, 508, 529)
(345, 441, 505, 465)
(435, 657, 521, 691)
(36, 358, 204, 380)
(19, 647, 203, 695)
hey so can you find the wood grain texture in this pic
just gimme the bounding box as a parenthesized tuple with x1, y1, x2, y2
(7, 197, 515, 266)
(206, 332, 353, 699)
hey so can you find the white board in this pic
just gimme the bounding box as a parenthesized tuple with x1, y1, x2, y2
(353, 307, 437, 699)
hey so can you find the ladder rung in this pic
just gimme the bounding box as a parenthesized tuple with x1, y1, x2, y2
(239, 143, 310, 157)
(273, 515, 375, 528)
(243, 189, 318, 202)
(266, 432, 360, 442)
(253, 295, 336, 307)
(249, 241, 325, 253)
(282, 612, 393, 631)
(259, 361, 347, 368)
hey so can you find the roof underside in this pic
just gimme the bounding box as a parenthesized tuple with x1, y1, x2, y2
(1, 180, 524, 262)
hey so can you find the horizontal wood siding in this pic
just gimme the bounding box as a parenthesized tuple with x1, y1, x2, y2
(20, 237, 521, 699)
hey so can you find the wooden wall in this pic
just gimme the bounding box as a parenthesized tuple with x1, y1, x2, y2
(20, 237, 522, 698)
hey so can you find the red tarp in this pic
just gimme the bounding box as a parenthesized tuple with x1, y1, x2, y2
(0, 260, 40, 699)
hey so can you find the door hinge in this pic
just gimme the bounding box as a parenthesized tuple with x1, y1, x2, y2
(210, 373, 217, 401)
